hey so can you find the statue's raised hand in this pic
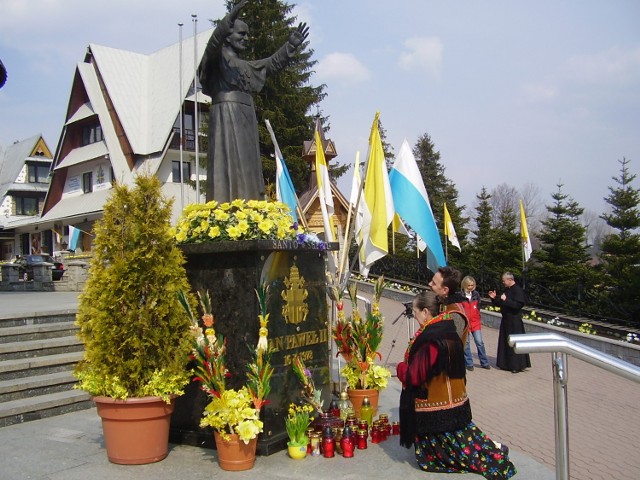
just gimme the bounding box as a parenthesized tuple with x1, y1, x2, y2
(230, 0, 248, 20)
(289, 22, 309, 48)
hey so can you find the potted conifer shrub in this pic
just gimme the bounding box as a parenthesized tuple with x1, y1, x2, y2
(73, 174, 193, 465)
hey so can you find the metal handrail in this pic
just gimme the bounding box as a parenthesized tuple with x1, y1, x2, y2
(509, 332, 640, 480)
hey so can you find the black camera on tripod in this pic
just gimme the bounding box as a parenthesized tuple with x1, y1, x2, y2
(403, 301, 413, 318)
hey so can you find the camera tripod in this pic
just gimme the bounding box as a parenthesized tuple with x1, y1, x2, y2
(384, 302, 417, 367)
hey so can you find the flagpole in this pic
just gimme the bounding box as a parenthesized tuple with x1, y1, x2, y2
(264, 119, 308, 229)
(340, 143, 372, 289)
(313, 128, 338, 277)
(192, 14, 200, 203)
(178, 23, 185, 210)
(444, 203, 448, 261)
(445, 235, 448, 262)
(339, 152, 360, 282)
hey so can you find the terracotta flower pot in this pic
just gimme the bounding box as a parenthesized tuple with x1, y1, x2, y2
(214, 431, 257, 471)
(347, 388, 379, 419)
(94, 395, 175, 465)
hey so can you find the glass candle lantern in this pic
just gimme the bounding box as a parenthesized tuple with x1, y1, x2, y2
(356, 429, 368, 449)
(392, 421, 400, 435)
(358, 420, 369, 437)
(306, 427, 315, 454)
(310, 433, 321, 457)
(322, 427, 336, 458)
(370, 424, 381, 444)
(340, 426, 355, 458)
(359, 396, 374, 425)
(328, 399, 340, 419)
(337, 391, 354, 420)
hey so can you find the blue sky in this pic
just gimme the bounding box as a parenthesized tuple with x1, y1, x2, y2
(1, 0, 639, 219)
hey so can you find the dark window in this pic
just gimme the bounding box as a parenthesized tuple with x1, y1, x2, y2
(172, 161, 191, 183)
(81, 125, 103, 146)
(28, 164, 50, 183)
(16, 197, 38, 215)
(83, 172, 93, 193)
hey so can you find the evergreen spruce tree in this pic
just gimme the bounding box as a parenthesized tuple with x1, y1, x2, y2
(222, 0, 336, 192)
(598, 158, 640, 321)
(466, 188, 496, 292)
(489, 202, 521, 283)
(528, 184, 593, 311)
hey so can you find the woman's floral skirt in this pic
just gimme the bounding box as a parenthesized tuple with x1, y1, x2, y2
(414, 422, 517, 479)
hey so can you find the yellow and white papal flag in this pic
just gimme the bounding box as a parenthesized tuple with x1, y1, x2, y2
(444, 203, 461, 251)
(519, 200, 533, 262)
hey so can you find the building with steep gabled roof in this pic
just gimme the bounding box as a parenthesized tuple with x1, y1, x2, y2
(15, 30, 214, 254)
(0, 134, 53, 260)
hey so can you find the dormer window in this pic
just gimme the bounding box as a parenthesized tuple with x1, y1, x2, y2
(82, 124, 103, 146)
(28, 164, 50, 183)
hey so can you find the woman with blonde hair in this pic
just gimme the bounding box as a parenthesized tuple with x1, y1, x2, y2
(458, 276, 491, 370)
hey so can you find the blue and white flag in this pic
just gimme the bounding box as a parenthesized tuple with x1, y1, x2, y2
(68, 225, 81, 251)
(389, 139, 446, 272)
(265, 120, 298, 223)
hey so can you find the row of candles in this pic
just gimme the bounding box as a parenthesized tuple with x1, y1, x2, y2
(307, 411, 400, 458)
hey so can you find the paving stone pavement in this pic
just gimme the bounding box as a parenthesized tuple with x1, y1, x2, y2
(1, 290, 638, 479)
(376, 295, 640, 480)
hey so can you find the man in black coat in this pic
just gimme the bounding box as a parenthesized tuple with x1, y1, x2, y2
(488, 272, 531, 373)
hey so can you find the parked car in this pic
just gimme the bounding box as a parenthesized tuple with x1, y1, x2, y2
(14, 254, 65, 281)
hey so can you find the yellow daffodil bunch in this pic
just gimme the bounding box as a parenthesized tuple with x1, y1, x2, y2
(285, 403, 314, 446)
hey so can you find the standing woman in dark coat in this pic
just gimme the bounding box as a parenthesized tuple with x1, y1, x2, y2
(488, 272, 531, 373)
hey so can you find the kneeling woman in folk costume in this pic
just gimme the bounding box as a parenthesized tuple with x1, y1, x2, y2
(397, 290, 517, 479)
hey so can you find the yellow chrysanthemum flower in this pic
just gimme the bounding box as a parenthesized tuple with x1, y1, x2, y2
(208, 225, 221, 239)
(227, 225, 242, 239)
(237, 220, 249, 234)
(249, 211, 264, 222)
(214, 209, 230, 221)
(258, 219, 274, 234)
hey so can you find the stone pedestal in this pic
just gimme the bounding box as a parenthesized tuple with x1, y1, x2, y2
(171, 240, 336, 455)
(1, 264, 20, 284)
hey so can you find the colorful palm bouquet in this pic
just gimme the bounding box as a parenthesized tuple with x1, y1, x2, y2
(179, 286, 273, 443)
(291, 354, 324, 413)
(330, 276, 391, 390)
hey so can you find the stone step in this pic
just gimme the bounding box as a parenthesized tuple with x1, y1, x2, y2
(0, 371, 78, 402)
(0, 321, 78, 344)
(0, 351, 84, 381)
(0, 390, 93, 428)
(0, 336, 83, 361)
(0, 312, 76, 329)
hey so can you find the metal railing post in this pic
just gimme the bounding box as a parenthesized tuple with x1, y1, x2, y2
(509, 332, 640, 479)
(552, 351, 570, 480)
